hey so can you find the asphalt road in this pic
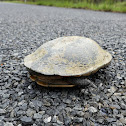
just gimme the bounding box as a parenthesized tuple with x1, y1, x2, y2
(0, 2, 126, 126)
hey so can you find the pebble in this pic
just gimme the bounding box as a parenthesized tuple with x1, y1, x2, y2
(73, 117, 83, 123)
(88, 106, 97, 113)
(76, 111, 85, 117)
(63, 99, 71, 104)
(0, 55, 2, 64)
(26, 109, 36, 117)
(106, 118, 116, 122)
(32, 124, 37, 126)
(43, 116, 51, 123)
(0, 121, 4, 126)
(18, 91, 24, 96)
(110, 104, 121, 109)
(28, 85, 32, 89)
(73, 106, 83, 111)
(17, 124, 22, 126)
(20, 116, 33, 125)
(108, 86, 117, 93)
(52, 115, 57, 123)
(113, 109, 118, 115)
(64, 117, 71, 125)
(0, 109, 6, 115)
(120, 103, 126, 110)
(97, 118, 104, 124)
(120, 118, 126, 124)
(4, 122, 14, 126)
(33, 113, 42, 119)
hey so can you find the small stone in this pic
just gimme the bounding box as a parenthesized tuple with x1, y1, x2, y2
(112, 124, 116, 126)
(0, 116, 4, 121)
(19, 103, 27, 111)
(73, 117, 83, 123)
(29, 102, 35, 108)
(4, 122, 14, 126)
(0, 55, 2, 64)
(13, 53, 19, 56)
(0, 121, 4, 126)
(12, 77, 21, 81)
(88, 106, 97, 113)
(33, 113, 42, 119)
(114, 93, 121, 96)
(57, 119, 63, 125)
(63, 99, 71, 104)
(57, 114, 63, 123)
(64, 117, 71, 125)
(30, 93, 36, 99)
(28, 85, 32, 89)
(52, 115, 58, 123)
(10, 110, 15, 118)
(0, 109, 6, 115)
(18, 100, 25, 106)
(122, 111, 126, 117)
(20, 116, 33, 125)
(108, 86, 116, 93)
(65, 107, 72, 113)
(113, 109, 118, 115)
(73, 105, 83, 111)
(76, 111, 84, 117)
(39, 111, 45, 115)
(110, 104, 120, 109)
(26, 109, 36, 117)
(43, 116, 51, 123)
(97, 118, 104, 123)
(43, 101, 51, 107)
(116, 114, 123, 119)
(18, 91, 23, 96)
(84, 112, 90, 119)
(12, 70, 19, 74)
(13, 82, 19, 87)
(32, 124, 37, 126)
(17, 124, 22, 126)
(120, 103, 126, 110)
(16, 110, 26, 117)
(106, 118, 116, 122)
(120, 118, 126, 124)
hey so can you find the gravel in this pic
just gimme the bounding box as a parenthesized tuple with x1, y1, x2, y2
(0, 2, 126, 126)
(20, 116, 33, 125)
(4, 122, 14, 126)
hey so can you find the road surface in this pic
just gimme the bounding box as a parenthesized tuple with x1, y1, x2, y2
(0, 2, 126, 126)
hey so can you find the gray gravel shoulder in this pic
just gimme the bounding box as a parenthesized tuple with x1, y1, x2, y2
(0, 2, 126, 126)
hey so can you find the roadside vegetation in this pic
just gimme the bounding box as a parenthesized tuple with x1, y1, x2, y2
(5, 0, 126, 13)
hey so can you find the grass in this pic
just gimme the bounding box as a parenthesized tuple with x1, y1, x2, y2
(5, 0, 126, 13)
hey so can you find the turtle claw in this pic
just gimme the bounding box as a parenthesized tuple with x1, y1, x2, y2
(84, 79, 97, 88)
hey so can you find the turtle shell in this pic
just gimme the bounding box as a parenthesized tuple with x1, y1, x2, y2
(24, 36, 112, 77)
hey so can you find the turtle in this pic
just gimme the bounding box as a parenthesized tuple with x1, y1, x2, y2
(24, 36, 112, 87)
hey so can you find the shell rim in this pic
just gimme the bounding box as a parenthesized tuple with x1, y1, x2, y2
(24, 52, 112, 77)
(24, 36, 112, 77)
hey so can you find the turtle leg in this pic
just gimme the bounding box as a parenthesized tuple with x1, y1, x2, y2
(65, 77, 97, 88)
(82, 79, 97, 88)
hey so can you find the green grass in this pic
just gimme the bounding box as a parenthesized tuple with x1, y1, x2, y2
(5, 0, 126, 13)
